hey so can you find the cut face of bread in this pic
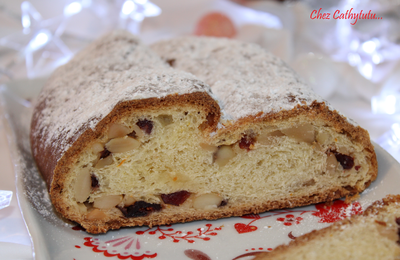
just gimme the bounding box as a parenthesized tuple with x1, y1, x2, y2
(253, 195, 400, 260)
(30, 31, 377, 234)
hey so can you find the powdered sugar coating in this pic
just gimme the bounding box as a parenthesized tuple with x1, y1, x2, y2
(32, 31, 213, 156)
(151, 37, 325, 121)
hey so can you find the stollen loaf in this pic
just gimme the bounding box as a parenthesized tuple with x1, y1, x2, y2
(30, 31, 377, 234)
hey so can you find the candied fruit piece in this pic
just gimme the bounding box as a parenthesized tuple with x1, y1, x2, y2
(239, 135, 255, 151)
(161, 191, 191, 206)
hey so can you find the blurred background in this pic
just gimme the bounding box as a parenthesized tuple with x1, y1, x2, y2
(0, 0, 399, 161)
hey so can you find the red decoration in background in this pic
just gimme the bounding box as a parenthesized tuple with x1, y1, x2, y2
(194, 12, 237, 38)
(312, 200, 363, 223)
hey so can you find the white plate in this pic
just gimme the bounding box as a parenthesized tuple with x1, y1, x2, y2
(1, 79, 400, 260)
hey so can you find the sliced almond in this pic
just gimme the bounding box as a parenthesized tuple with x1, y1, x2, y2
(95, 155, 114, 168)
(200, 143, 218, 153)
(316, 131, 332, 145)
(91, 142, 104, 155)
(93, 195, 123, 209)
(105, 136, 140, 153)
(108, 123, 131, 139)
(281, 123, 315, 143)
(337, 146, 350, 155)
(376, 225, 398, 241)
(313, 142, 324, 152)
(326, 153, 338, 174)
(77, 203, 87, 213)
(87, 208, 107, 220)
(257, 130, 284, 145)
(215, 145, 235, 167)
(74, 168, 91, 203)
(193, 193, 223, 210)
(123, 195, 136, 207)
(156, 114, 173, 126)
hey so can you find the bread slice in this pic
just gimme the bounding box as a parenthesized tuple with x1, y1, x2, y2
(253, 195, 400, 260)
(30, 31, 377, 234)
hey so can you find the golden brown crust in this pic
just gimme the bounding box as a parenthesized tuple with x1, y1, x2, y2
(254, 195, 400, 260)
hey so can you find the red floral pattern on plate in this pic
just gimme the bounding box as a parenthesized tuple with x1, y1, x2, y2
(312, 200, 363, 223)
(276, 214, 303, 226)
(235, 200, 363, 234)
(83, 236, 157, 259)
(234, 210, 312, 234)
(73, 200, 362, 259)
(136, 223, 223, 243)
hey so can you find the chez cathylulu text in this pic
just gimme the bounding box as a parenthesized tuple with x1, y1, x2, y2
(310, 8, 382, 25)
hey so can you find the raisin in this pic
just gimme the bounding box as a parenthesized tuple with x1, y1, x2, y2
(118, 201, 161, 218)
(239, 135, 255, 151)
(91, 174, 99, 188)
(219, 200, 228, 207)
(161, 191, 191, 206)
(334, 152, 354, 170)
(137, 119, 153, 134)
(99, 148, 111, 159)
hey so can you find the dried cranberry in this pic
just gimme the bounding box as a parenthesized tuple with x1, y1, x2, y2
(355, 165, 361, 171)
(239, 135, 255, 151)
(91, 174, 99, 188)
(99, 148, 111, 159)
(119, 201, 161, 218)
(334, 152, 354, 170)
(161, 191, 191, 206)
(137, 119, 153, 134)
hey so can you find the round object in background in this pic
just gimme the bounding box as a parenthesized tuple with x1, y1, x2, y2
(194, 12, 236, 38)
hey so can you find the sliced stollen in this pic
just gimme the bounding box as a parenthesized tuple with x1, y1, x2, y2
(30, 31, 377, 234)
(151, 36, 377, 210)
(30, 31, 220, 233)
(253, 195, 400, 260)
